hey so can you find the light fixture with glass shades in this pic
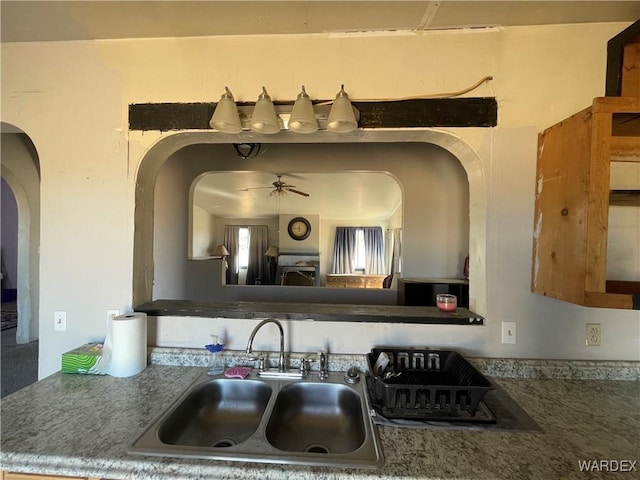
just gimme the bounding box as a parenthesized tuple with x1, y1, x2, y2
(288, 85, 319, 134)
(326, 85, 358, 133)
(208, 84, 360, 134)
(250, 87, 281, 134)
(209, 87, 243, 134)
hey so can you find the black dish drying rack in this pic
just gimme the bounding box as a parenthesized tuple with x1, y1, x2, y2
(366, 348, 494, 419)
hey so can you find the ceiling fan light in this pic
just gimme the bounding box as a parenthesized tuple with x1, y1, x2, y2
(209, 87, 243, 134)
(327, 84, 358, 133)
(289, 85, 318, 134)
(250, 86, 281, 134)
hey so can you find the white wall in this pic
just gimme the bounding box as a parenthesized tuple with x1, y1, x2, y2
(192, 205, 215, 258)
(2, 22, 638, 378)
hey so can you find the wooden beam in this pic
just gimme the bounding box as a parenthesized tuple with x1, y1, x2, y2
(606, 20, 640, 96)
(128, 97, 497, 131)
(610, 190, 640, 206)
(584, 291, 637, 310)
(592, 96, 640, 114)
(611, 136, 640, 159)
(622, 39, 640, 97)
(606, 280, 640, 295)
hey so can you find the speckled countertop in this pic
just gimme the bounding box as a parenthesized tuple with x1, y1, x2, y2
(1, 351, 639, 480)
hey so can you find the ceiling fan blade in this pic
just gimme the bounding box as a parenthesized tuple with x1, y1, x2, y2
(239, 186, 272, 191)
(285, 187, 310, 197)
(273, 172, 307, 181)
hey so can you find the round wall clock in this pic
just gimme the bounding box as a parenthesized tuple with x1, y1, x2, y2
(287, 217, 311, 241)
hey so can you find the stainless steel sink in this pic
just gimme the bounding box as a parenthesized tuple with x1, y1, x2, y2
(265, 382, 366, 454)
(128, 369, 384, 469)
(157, 379, 272, 447)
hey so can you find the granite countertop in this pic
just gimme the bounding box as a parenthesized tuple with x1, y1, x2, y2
(1, 354, 639, 480)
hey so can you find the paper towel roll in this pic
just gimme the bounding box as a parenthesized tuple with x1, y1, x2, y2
(105, 312, 147, 378)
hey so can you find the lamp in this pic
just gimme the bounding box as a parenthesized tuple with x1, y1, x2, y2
(209, 87, 242, 134)
(264, 245, 279, 257)
(327, 84, 358, 133)
(250, 87, 280, 134)
(288, 85, 318, 134)
(210, 245, 229, 258)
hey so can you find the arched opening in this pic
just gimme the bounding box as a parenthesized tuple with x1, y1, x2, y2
(133, 130, 486, 315)
(1, 123, 41, 345)
(1, 123, 41, 395)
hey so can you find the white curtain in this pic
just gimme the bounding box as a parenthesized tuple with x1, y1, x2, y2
(363, 226, 385, 274)
(386, 227, 402, 274)
(331, 227, 357, 274)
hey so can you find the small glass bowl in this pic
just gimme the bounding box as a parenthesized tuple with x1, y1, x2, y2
(436, 294, 457, 312)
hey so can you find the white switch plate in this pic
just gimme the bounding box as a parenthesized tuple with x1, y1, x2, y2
(501, 321, 516, 344)
(54, 311, 67, 331)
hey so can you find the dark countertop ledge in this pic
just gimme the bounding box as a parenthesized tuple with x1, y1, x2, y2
(135, 299, 484, 325)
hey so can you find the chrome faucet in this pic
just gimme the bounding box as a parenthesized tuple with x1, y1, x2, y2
(245, 319, 286, 372)
(318, 351, 329, 380)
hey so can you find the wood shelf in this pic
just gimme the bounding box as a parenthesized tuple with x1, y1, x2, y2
(532, 96, 640, 310)
(610, 190, 640, 206)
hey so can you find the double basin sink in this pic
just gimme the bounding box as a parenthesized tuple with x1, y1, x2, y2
(128, 368, 384, 469)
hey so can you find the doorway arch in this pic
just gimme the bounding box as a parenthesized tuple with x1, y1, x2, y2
(133, 129, 487, 315)
(1, 123, 41, 344)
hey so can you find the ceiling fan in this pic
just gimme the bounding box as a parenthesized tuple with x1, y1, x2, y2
(241, 175, 310, 197)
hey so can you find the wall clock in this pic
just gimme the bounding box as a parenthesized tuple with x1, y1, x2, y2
(287, 217, 311, 241)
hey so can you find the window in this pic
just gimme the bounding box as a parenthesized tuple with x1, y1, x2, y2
(238, 227, 249, 269)
(332, 226, 386, 275)
(354, 228, 366, 270)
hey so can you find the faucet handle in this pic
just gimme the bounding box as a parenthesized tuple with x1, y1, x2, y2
(344, 366, 360, 384)
(317, 350, 329, 380)
(299, 357, 313, 376)
(246, 356, 266, 371)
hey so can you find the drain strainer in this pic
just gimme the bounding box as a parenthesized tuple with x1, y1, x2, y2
(210, 438, 236, 448)
(304, 443, 331, 454)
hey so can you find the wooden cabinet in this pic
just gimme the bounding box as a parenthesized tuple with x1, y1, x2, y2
(532, 96, 640, 309)
(2, 473, 100, 480)
(325, 274, 386, 289)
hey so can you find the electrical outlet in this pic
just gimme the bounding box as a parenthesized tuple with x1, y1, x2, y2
(586, 323, 601, 346)
(501, 321, 516, 344)
(54, 311, 67, 331)
(107, 309, 120, 326)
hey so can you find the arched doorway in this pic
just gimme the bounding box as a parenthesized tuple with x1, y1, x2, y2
(132, 129, 487, 315)
(1, 123, 41, 345)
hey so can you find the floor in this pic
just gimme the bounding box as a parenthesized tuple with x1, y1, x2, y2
(1, 303, 39, 398)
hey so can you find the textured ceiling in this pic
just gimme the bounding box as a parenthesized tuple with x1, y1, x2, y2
(2, 1, 638, 43)
(193, 171, 403, 220)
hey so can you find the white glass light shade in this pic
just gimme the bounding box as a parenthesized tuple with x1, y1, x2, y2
(288, 86, 318, 134)
(327, 85, 358, 133)
(250, 87, 280, 134)
(209, 87, 242, 134)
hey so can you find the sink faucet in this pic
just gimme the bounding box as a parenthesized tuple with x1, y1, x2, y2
(245, 319, 286, 372)
(318, 351, 329, 380)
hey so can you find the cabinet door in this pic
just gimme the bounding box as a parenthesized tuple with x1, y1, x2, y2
(2, 472, 100, 480)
